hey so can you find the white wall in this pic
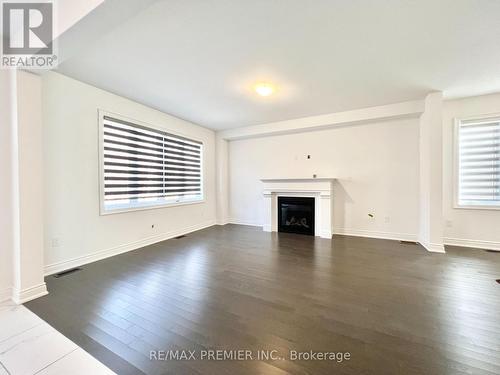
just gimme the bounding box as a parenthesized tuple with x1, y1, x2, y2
(42, 72, 216, 274)
(443, 93, 500, 250)
(228, 118, 420, 240)
(0, 71, 14, 301)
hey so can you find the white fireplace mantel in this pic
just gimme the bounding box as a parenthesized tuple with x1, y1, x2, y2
(260, 178, 335, 238)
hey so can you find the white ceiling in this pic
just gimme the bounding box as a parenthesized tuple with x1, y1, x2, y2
(56, 0, 500, 130)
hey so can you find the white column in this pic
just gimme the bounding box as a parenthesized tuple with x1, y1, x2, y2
(215, 135, 229, 225)
(419, 92, 445, 253)
(10, 71, 47, 303)
(318, 192, 333, 239)
(0, 71, 15, 302)
(262, 192, 273, 232)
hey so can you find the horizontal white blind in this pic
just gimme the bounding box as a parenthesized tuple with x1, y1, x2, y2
(458, 117, 500, 207)
(102, 115, 202, 211)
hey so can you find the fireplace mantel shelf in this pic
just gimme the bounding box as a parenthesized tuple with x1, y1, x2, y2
(260, 178, 336, 182)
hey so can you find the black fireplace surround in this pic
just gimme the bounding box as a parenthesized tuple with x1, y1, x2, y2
(278, 196, 315, 236)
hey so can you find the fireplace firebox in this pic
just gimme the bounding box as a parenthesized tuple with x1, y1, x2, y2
(278, 196, 315, 236)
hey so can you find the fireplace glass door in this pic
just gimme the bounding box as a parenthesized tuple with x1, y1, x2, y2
(278, 196, 315, 236)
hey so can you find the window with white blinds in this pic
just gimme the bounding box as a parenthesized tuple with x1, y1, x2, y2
(457, 116, 500, 208)
(100, 113, 203, 213)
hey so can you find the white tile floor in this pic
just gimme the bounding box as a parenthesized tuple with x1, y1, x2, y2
(0, 300, 115, 375)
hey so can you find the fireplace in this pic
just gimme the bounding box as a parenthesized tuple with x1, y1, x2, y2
(278, 196, 315, 236)
(261, 178, 334, 238)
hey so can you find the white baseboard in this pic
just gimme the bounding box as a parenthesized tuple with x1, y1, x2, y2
(228, 221, 419, 243)
(227, 218, 263, 227)
(0, 287, 12, 303)
(333, 227, 418, 242)
(44, 220, 216, 276)
(319, 230, 333, 239)
(12, 283, 48, 304)
(444, 237, 500, 251)
(420, 242, 446, 253)
(262, 229, 332, 238)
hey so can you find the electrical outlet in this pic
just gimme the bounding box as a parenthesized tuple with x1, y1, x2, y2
(445, 220, 453, 228)
(384, 216, 390, 223)
(51, 237, 60, 248)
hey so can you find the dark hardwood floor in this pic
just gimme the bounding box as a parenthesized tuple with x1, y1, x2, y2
(26, 225, 500, 375)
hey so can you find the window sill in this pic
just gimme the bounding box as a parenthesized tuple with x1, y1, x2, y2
(100, 198, 205, 216)
(453, 204, 500, 211)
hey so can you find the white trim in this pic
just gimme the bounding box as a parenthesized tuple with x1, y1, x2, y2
(228, 223, 446, 251)
(218, 99, 424, 140)
(44, 220, 216, 276)
(453, 204, 500, 211)
(99, 198, 206, 216)
(12, 283, 48, 304)
(0, 287, 12, 303)
(444, 237, 500, 251)
(320, 230, 333, 238)
(263, 188, 332, 196)
(453, 117, 460, 209)
(333, 228, 418, 242)
(227, 222, 419, 243)
(455, 112, 500, 123)
(420, 242, 446, 253)
(453, 114, 500, 210)
(225, 223, 460, 252)
(98, 109, 205, 215)
(227, 218, 262, 227)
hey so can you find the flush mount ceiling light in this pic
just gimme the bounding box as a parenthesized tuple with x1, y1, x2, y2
(254, 82, 275, 97)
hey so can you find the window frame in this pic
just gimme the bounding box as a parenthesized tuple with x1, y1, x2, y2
(454, 113, 500, 210)
(98, 109, 205, 215)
